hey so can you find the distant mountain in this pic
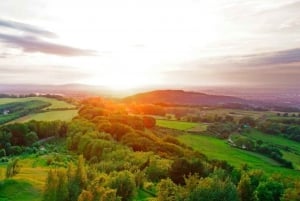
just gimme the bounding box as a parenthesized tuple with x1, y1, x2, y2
(0, 84, 110, 98)
(123, 90, 246, 106)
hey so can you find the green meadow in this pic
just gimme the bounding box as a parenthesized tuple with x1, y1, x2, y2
(178, 134, 300, 177)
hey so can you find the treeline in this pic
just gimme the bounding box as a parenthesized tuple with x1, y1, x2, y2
(258, 119, 300, 142)
(0, 120, 67, 157)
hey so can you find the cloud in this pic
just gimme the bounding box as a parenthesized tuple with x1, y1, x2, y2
(237, 48, 300, 66)
(0, 33, 96, 57)
(0, 18, 57, 38)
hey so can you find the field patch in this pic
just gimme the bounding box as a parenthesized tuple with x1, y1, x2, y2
(0, 97, 75, 109)
(178, 134, 300, 177)
(11, 110, 78, 123)
(156, 119, 200, 131)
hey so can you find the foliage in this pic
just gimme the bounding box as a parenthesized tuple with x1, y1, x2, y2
(254, 179, 284, 201)
(108, 171, 136, 201)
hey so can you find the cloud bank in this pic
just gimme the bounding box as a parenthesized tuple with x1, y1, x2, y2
(0, 33, 96, 57)
(0, 18, 57, 38)
(0, 18, 96, 57)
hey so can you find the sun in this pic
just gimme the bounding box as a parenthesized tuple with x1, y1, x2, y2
(83, 71, 161, 90)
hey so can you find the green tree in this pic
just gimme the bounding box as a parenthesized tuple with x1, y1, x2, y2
(281, 181, 300, 201)
(76, 155, 87, 189)
(238, 173, 254, 201)
(108, 171, 136, 201)
(239, 116, 256, 128)
(25, 131, 38, 146)
(157, 178, 179, 201)
(255, 180, 284, 201)
(43, 169, 58, 201)
(77, 190, 93, 201)
(187, 177, 239, 201)
(0, 148, 6, 157)
(67, 164, 81, 201)
(169, 158, 204, 184)
(56, 169, 68, 201)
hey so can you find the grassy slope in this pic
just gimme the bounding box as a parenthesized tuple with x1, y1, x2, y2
(0, 157, 48, 201)
(178, 134, 300, 177)
(244, 130, 300, 170)
(0, 97, 74, 109)
(156, 119, 200, 131)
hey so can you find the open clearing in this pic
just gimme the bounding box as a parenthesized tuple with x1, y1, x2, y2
(178, 134, 300, 177)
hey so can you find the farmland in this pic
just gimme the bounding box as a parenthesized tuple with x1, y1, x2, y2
(0, 97, 75, 110)
(0, 97, 77, 124)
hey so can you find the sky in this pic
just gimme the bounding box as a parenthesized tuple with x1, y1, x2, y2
(0, 0, 300, 90)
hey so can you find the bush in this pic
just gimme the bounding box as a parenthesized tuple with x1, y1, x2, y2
(6, 158, 21, 178)
(0, 148, 6, 157)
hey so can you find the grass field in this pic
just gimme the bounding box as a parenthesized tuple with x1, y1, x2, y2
(0, 157, 49, 201)
(156, 119, 204, 131)
(0, 97, 75, 109)
(243, 130, 300, 170)
(10, 110, 78, 123)
(178, 134, 300, 177)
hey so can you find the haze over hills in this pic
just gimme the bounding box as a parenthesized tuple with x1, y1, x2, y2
(1, 84, 300, 108)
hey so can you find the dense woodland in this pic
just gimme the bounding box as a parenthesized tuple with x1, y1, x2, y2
(1, 96, 300, 201)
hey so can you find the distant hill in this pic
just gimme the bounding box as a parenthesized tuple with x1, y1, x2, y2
(123, 90, 246, 106)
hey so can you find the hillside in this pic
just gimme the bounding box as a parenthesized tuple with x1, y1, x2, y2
(124, 90, 246, 106)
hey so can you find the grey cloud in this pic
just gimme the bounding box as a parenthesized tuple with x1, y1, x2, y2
(238, 48, 300, 66)
(0, 18, 57, 38)
(0, 33, 96, 57)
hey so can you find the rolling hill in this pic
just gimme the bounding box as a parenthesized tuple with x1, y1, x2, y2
(124, 90, 246, 106)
